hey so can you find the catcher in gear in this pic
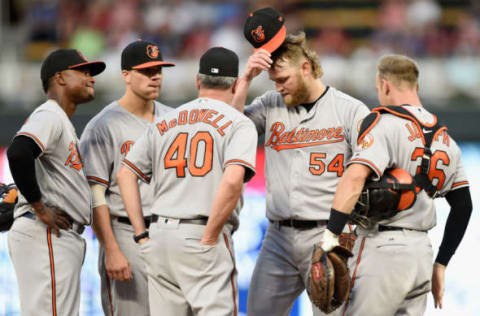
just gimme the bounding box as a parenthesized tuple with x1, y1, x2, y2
(350, 168, 417, 229)
(0, 183, 18, 232)
(307, 245, 353, 314)
(321, 55, 472, 315)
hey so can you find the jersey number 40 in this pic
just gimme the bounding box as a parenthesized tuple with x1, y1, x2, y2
(164, 132, 213, 177)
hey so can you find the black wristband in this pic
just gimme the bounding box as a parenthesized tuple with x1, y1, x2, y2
(327, 208, 350, 235)
(133, 231, 149, 243)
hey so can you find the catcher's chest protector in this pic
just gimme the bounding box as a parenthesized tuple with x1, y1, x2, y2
(358, 105, 446, 197)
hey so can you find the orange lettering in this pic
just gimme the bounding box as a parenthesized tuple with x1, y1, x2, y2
(156, 120, 168, 135)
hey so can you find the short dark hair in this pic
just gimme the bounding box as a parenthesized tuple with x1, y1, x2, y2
(42, 77, 53, 93)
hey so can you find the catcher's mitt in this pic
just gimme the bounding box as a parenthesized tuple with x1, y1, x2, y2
(0, 183, 18, 232)
(307, 245, 353, 314)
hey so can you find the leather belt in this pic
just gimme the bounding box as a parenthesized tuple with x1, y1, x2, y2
(117, 216, 152, 229)
(151, 214, 209, 225)
(22, 212, 85, 235)
(269, 219, 328, 230)
(378, 225, 424, 232)
(378, 225, 403, 232)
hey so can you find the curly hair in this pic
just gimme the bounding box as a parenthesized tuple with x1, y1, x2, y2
(271, 32, 323, 79)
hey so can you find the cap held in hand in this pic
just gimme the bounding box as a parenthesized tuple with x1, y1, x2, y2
(244, 7, 286, 53)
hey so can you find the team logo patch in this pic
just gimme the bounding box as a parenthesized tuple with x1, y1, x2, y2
(76, 50, 87, 62)
(251, 26, 265, 43)
(358, 134, 374, 151)
(121, 141, 135, 158)
(146, 45, 159, 59)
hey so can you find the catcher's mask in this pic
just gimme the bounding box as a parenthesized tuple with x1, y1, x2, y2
(350, 168, 416, 229)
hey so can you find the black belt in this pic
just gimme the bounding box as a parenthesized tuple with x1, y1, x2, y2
(151, 214, 209, 225)
(378, 225, 423, 232)
(269, 219, 328, 230)
(117, 216, 152, 228)
(21, 212, 85, 235)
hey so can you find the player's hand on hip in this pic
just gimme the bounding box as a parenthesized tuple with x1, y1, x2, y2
(32, 202, 72, 237)
(105, 247, 132, 281)
(200, 237, 217, 246)
(243, 49, 272, 81)
(431, 262, 446, 309)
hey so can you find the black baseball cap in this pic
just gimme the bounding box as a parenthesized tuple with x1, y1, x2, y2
(40, 49, 106, 82)
(121, 40, 175, 70)
(244, 7, 286, 53)
(199, 47, 239, 78)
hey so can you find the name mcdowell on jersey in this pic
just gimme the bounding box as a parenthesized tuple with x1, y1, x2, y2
(156, 108, 232, 137)
(265, 122, 345, 151)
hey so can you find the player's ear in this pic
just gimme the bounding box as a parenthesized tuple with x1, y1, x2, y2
(301, 60, 311, 76)
(122, 70, 130, 84)
(382, 78, 390, 96)
(54, 72, 66, 87)
(195, 75, 200, 90)
(231, 78, 238, 94)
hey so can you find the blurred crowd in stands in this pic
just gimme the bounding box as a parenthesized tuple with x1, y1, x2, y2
(1, 0, 480, 109)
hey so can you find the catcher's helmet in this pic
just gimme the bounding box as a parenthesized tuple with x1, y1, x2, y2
(350, 168, 416, 229)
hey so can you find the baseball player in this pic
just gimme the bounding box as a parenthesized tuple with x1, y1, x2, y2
(321, 55, 473, 315)
(234, 8, 370, 316)
(116, 47, 257, 316)
(79, 39, 174, 316)
(6, 49, 105, 315)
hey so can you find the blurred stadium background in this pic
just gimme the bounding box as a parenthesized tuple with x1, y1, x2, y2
(0, 0, 479, 315)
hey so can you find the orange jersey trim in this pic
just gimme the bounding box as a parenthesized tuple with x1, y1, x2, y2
(349, 158, 383, 177)
(452, 181, 469, 189)
(342, 237, 366, 316)
(224, 159, 255, 172)
(271, 139, 344, 151)
(223, 233, 238, 316)
(16, 132, 46, 152)
(357, 113, 380, 145)
(122, 159, 151, 183)
(87, 176, 110, 186)
(47, 228, 57, 316)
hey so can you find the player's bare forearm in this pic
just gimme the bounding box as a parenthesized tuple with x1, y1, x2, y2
(117, 166, 146, 236)
(92, 205, 120, 251)
(231, 75, 252, 113)
(332, 163, 372, 214)
(231, 49, 272, 112)
(202, 165, 245, 244)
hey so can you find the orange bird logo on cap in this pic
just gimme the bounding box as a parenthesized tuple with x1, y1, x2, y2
(76, 50, 87, 62)
(146, 45, 159, 59)
(251, 26, 265, 43)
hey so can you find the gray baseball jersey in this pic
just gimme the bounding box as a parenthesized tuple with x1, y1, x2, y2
(123, 97, 257, 315)
(245, 86, 369, 316)
(350, 105, 469, 230)
(343, 105, 469, 316)
(80, 101, 171, 217)
(14, 99, 91, 224)
(246, 86, 370, 220)
(8, 99, 89, 316)
(123, 97, 257, 224)
(79, 100, 171, 316)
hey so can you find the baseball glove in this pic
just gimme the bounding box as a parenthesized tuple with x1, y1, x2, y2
(0, 183, 18, 232)
(307, 245, 353, 314)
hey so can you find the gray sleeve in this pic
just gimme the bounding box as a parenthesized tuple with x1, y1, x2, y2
(245, 94, 268, 136)
(122, 126, 153, 184)
(224, 120, 258, 182)
(349, 119, 392, 179)
(79, 126, 114, 187)
(16, 110, 62, 155)
(347, 103, 370, 152)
